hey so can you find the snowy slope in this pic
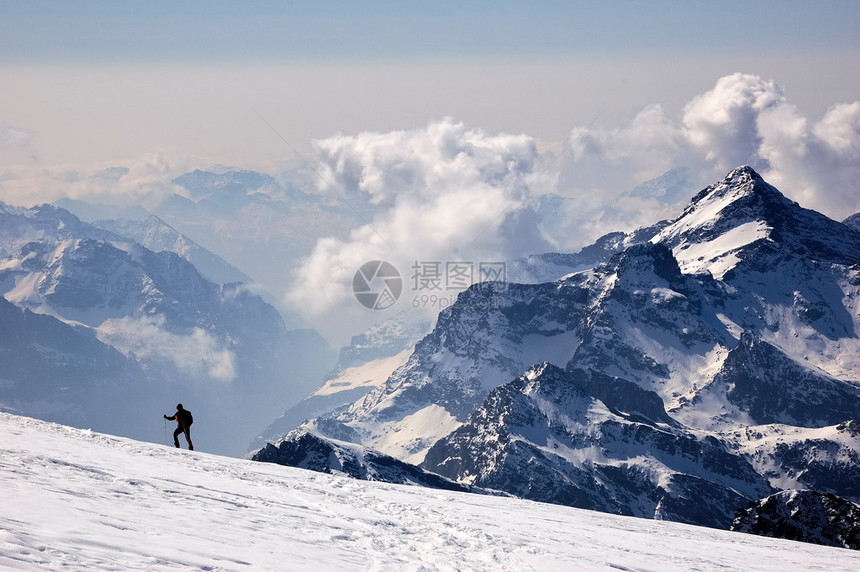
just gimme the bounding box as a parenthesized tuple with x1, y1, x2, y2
(722, 421, 860, 502)
(2, 412, 858, 572)
(249, 349, 413, 453)
(423, 363, 773, 529)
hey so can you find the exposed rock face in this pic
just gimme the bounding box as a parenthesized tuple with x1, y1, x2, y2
(731, 490, 860, 550)
(422, 364, 772, 529)
(253, 431, 473, 493)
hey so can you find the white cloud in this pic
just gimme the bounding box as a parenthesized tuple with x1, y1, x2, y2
(570, 104, 686, 182)
(285, 119, 553, 327)
(682, 73, 784, 172)
(0, 151, 189, 209)
(560, 72, 860, 237)
(97, 315, 236, 382)
(757, 101, 860, 218)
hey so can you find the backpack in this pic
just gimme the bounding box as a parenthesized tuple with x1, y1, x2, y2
(181, 409, 193, 426)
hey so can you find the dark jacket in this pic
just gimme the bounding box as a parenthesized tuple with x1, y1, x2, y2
(166, 408, 193, 428)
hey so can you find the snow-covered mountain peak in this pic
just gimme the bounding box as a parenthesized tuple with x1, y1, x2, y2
(0, 201, 123, 252)
(523, 361, 551, 381)
(652, 166, 779, 277)
(654, 166, 860, 278)
(693, 166, 781, 203)
(678, 166, 788, 216)
(90, 214, 250, 285)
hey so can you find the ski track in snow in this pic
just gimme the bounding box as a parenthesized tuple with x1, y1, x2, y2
(2, 413, 858, 571)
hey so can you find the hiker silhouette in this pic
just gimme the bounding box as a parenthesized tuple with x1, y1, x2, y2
(164, 404, 194, 450)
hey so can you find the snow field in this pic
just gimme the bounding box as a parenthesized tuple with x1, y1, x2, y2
(1, 412, 858, 571)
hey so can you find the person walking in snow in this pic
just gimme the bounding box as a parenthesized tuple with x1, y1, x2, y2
(164, 404, 194, 450)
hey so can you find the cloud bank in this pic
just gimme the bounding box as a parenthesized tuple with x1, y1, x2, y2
(97, 315, 236, 382)
(2, 73, 855, 343)
(565, 73, 860, 224)
(285, 119, 554, 321)
(0, 152, 189, 209)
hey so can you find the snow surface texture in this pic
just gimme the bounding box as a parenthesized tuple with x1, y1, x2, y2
(2, 413, 859, 572)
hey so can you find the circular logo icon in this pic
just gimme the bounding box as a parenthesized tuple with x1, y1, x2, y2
(353, 260, 402, 310)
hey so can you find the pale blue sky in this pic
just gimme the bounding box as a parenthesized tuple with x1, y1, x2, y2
(2, 1, 858, 63)
(0, 1, 857, 166)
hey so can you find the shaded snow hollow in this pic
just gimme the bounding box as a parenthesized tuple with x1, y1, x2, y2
(2, 413, 858, 571)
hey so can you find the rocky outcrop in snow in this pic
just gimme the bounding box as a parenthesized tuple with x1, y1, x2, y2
(422, 363, 771, 529)
(253, 430, 473, 493)
(731, 490, 860, 549)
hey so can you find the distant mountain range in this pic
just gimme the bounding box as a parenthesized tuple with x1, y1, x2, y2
(55, 168, 363, 321)
(90, 215, 250, 285)
(0, 201, 335, 455)
(253, 167, 860, 546)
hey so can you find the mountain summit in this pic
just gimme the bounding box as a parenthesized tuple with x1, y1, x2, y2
(655, 166, 860, 278)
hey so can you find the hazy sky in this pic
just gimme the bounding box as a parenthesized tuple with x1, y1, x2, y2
(1, 1, 857, 165)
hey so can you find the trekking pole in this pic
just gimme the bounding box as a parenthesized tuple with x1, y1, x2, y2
(163, 418, 168, 444)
